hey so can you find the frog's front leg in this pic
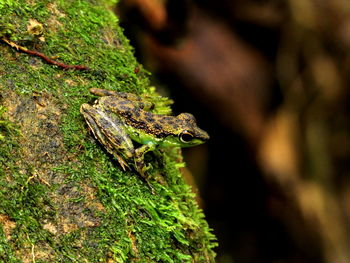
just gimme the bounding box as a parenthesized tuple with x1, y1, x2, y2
(134, 142, 157, 178)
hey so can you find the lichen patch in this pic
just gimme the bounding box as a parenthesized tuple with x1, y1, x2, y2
(0, 214, 16, 240)
(43, 222, 58, 235)
(47, 3, 66, 18)
(46, 3, 65, 30)
(27, 18, 44, 36)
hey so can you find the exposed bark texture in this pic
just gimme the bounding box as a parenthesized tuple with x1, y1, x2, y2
(0, 1, 216, 262)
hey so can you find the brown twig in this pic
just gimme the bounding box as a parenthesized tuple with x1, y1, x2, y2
(1, 37, 90, 71)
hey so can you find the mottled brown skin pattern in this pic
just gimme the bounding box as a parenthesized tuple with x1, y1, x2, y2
(97, 91, 208, 141)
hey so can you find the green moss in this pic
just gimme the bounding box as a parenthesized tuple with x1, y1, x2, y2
(0, 227, 20, 263)
(0, 0, 216, 262)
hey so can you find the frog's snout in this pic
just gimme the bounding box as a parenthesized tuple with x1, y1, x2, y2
(196, 129, 209, 141)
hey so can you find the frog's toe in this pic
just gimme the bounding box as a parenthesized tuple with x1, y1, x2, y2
(145, 163, 153, 172)
(135, 160, 152, 178)
(119, 161, 130, 171)
(115, 155, 130, 171)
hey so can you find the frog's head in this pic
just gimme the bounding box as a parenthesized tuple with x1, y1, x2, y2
(172, 113, 209, 147)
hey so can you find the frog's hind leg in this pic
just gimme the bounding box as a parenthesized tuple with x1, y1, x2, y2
(81, 103, 134, 172)
(85, 118, 131, 171)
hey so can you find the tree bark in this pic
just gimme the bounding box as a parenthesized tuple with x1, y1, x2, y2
(0, 1, 216, 262)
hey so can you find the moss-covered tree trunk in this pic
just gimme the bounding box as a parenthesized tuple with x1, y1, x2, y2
(0, 1, 216, 262)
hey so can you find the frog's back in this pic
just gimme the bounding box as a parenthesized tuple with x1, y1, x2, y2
(123, 110, 178, 138)
(99, 96, 207, 141)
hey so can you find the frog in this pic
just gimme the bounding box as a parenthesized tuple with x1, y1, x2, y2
(80, 88, 209, 180)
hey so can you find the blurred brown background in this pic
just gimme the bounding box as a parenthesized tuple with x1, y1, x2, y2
(116, 0, 350, 262)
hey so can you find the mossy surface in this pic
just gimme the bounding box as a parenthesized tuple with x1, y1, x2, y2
(0, 0, 216, 262)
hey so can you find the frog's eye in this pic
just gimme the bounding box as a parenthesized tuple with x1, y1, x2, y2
(179, 131, 193, 143)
